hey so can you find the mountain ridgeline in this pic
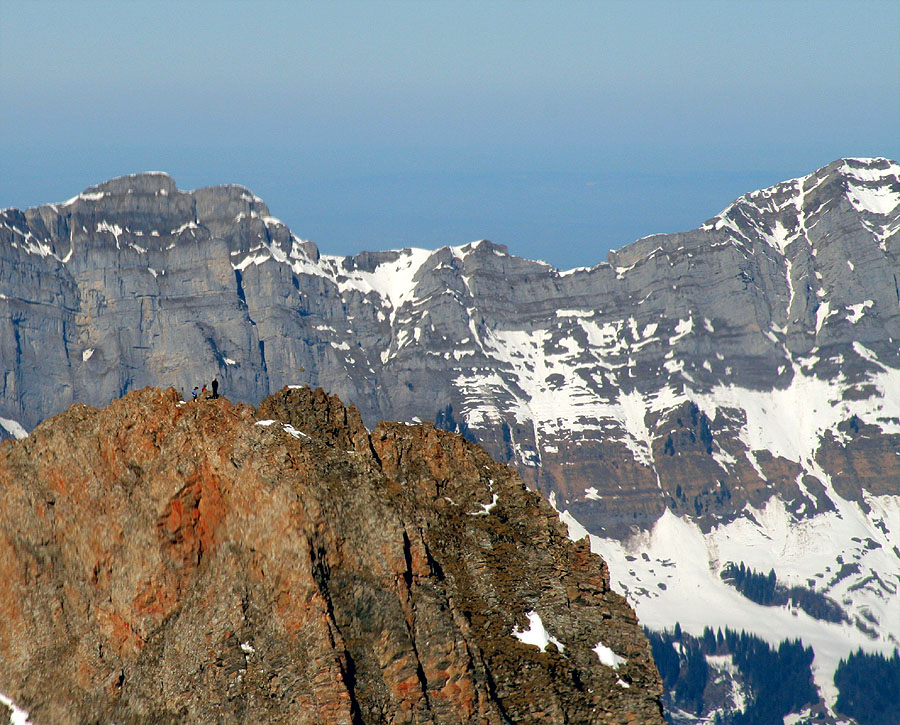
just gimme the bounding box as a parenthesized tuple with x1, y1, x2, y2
(2, 161, 898, 535)
(2, 159, 899, 718)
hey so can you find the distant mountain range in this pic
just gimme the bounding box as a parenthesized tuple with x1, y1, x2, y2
(2, 157, 898, 720)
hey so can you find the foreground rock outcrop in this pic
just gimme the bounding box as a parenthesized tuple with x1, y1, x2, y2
(0, 386, 662, 723)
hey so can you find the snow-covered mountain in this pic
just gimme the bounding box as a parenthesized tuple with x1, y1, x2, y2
(2, 158, 899, 717)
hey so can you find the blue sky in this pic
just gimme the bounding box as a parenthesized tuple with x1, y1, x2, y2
(2, 0, 898, 270)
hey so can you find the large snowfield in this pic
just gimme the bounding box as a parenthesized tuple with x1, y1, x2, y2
(557, 493, 899, 712)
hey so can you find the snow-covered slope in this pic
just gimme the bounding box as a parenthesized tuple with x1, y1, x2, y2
(557, 494, 898, 710)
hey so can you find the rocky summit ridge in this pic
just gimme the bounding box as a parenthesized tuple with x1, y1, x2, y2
(0, 386, 663, 724)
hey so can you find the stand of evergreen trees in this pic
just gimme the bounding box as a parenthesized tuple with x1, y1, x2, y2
(647, 623, 708, 717)
(720, 561, 844, 623)
(727, 630, 816, 725)
(646, 624, 817, 724)
(833, 648, 900, 725)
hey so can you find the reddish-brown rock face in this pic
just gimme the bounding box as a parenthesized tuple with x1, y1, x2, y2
(0, 387, 662, 724)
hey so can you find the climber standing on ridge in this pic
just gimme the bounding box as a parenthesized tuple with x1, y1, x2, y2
(192, 386, 199, 401)
(212, 377, 219, 399)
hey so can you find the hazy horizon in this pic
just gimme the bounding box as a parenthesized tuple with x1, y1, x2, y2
(2, 0, 898, 269)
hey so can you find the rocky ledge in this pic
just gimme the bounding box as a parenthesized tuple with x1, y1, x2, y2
(0, 386, 662, 723)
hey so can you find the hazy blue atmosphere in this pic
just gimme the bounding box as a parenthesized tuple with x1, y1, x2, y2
(2, 0, 898, 270)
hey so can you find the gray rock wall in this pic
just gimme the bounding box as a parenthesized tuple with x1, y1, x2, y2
(2, 160, 899, 538)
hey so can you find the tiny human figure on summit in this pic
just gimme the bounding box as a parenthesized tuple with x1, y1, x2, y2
(192, 386, 199, 401)
(212, 377, 219, 399)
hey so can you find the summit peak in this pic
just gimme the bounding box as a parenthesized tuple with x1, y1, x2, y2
(88, 171, 178, 197)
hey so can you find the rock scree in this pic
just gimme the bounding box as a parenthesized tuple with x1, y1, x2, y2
(0, 386, 663, 723)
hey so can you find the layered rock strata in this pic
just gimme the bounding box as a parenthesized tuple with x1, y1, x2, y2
(1, 160, 898, 541)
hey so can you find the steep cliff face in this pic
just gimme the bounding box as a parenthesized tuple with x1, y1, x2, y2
(2, 162, 898, 536)
(0, 387, 663, 724)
